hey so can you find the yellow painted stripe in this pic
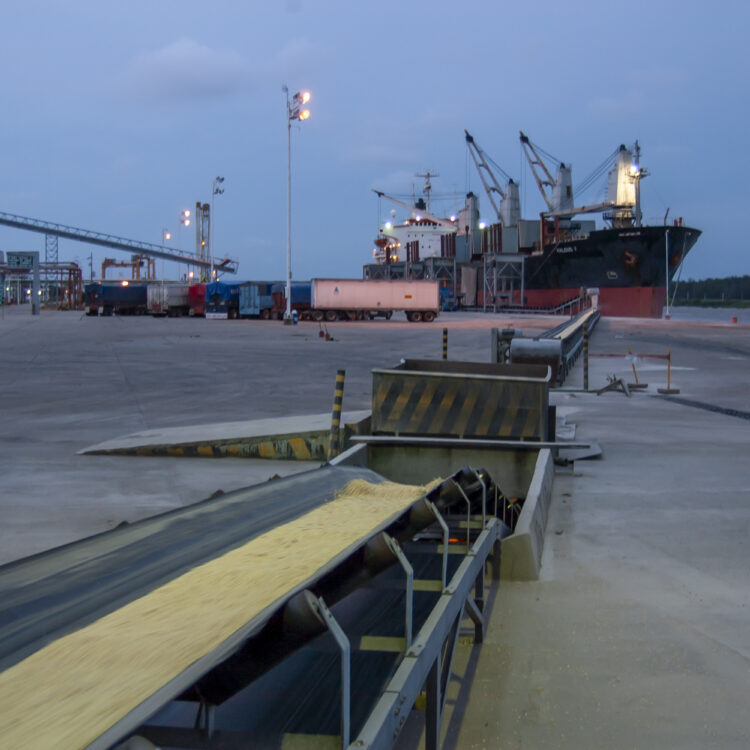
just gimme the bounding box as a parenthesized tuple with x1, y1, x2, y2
(414, 579, 443, 592)
(359, 636, 406, 652)
(196, 445, 213, 458)
(404, 378, 439, 432)
(257, 441, 276, 459)
(281, 734, 340, 750)
(427, 384, 457, 434)
(499, 403, 518, 437)
(386, 378, 419, 432)
(522, 402, 539, 438)
(453, 384, 479, 438)
(374, 380, 391, 412)
(166, 447, 184, 457)
(226, 444, 240, 457)
(289, 437, 311, 461)
(475, 384, 501, 436)
(437, 543, 470, 554)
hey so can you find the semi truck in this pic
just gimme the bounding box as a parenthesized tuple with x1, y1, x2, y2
(309, 279, 440, 322)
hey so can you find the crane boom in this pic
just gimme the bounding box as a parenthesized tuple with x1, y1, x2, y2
(371, 189, 457, 232)
(519, 131, 555, 211)
(464, 130, 506, 221)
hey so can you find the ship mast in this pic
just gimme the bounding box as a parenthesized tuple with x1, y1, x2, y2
(632, 140, 648, 227)
(415, 171, 438, 215)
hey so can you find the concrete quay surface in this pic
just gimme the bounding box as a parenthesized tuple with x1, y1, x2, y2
(2, 304, 749, 748)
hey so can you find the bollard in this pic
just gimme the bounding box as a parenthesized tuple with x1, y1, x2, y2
(442, 328, 448, 360)
(328, 369, 346, 459)
(657, 349, 680, 395)
(583, 322, 589, 391)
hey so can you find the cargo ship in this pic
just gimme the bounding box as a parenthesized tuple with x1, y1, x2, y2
(364, 132, 701, 318)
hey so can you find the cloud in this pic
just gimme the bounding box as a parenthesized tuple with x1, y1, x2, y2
(121, 38, 253, 104)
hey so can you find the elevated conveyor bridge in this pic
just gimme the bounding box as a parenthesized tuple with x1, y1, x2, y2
(0, 210, 238, 275)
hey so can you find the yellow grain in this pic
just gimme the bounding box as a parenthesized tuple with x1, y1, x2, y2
(0, 478, 434, 749)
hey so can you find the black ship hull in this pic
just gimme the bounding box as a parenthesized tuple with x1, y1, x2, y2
(519, 224, 701, 316)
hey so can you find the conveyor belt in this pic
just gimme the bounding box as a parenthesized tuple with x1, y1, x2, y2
(0, 464, 500, 750)
(0, 465, 385, 674)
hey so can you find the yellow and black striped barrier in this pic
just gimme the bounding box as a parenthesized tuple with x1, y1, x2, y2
(328, 369, 346, 459)
(371, 361, 550, 440)
(124, 436, 326, 461)
(442, 328, 448, 360)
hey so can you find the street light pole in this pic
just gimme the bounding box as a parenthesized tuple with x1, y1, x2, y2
(283, 85, 311, 323)
(211, 177, 224, 281)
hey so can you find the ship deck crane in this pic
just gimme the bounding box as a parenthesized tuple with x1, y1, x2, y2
(464, 130, 510, 222)
(519, 131, 558, 212)
(371, 190, 458, 232)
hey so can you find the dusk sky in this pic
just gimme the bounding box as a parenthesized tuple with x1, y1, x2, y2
(1, 0, 746, 282)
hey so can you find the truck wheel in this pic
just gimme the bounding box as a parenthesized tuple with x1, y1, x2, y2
(312, 309, 324, 322)
(408, 311, 422, 323)
(422, 310, 436, 323)
(260, 308, 271, 320)
(325, 310, 338, 322)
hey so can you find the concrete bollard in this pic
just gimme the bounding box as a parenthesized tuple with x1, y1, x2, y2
(328, 369, 346, 459)
(442, 328, 448, 360)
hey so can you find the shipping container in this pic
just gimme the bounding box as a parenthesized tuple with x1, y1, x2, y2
(147, 284, 190, 317)
(84, 282, 147, 316)
(188, 283, 206, 317)
(238, 281, 277, 319)
(310, 279, 440, 322)
(205, 281, 245, 319)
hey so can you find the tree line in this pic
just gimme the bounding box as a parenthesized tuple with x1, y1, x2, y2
(672, 275, 750, 305)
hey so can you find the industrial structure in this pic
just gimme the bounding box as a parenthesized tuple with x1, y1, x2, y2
(0, 209, 238, 309)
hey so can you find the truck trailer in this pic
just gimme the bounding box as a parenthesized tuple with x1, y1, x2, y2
(84, 282, 148, 316)
(310, 279, 440, 322)
(147, 284, 190, 317)
(205, 281, 245, 319)
(239, 282, 277, 319)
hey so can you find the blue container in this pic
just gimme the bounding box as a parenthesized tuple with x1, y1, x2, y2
(271, 282, 312, 306)
(239, 281, 277, 318)
(206, 281, 245, 319)
(85, 282, 147, 314)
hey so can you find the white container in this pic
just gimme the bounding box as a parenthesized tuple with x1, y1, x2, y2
(147, 284, 189, 316)
(311, 279, 439, 312)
